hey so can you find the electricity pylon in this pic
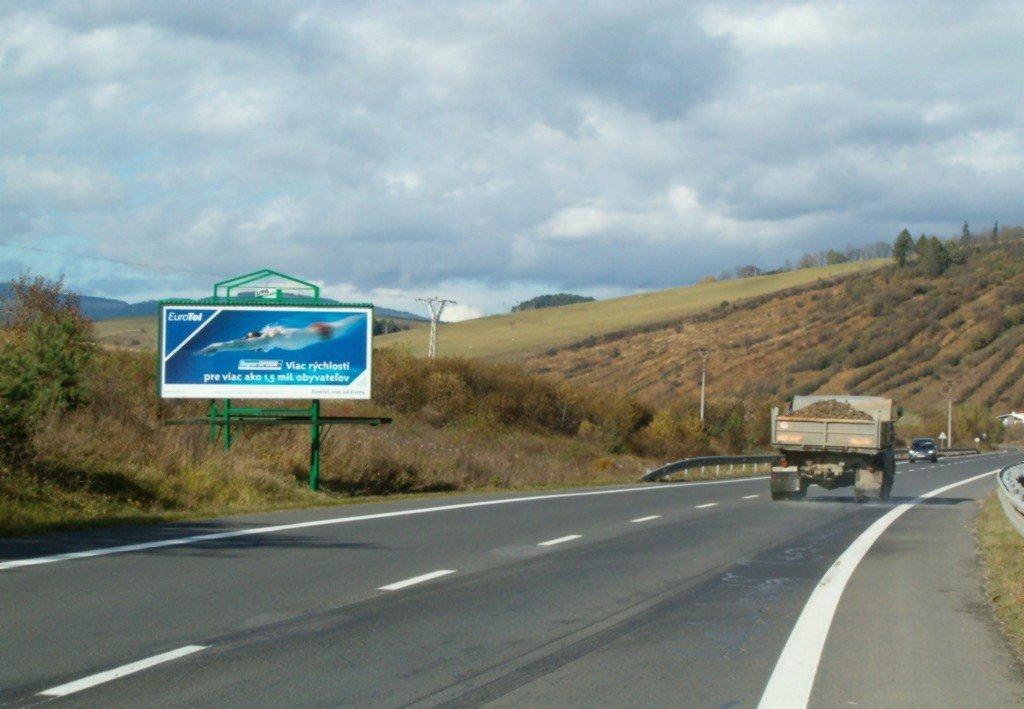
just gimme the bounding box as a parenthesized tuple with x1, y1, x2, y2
(416, 297, 456, 358)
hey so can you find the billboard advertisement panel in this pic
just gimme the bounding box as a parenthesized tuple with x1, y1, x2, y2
(159, 304, 372, 399)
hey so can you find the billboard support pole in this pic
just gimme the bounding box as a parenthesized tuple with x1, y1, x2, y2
(208, 400, 217, 444)
(223, 399, 232, 450)
(309, 400, 321, 491)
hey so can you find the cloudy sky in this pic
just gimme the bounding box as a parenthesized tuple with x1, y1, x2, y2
(1, 1, 1022, 319)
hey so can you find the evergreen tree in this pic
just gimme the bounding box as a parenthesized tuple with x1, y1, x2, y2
(893, 229, 913, 266)
(960, 221, 972, 249)
(946, 238, 965, 265)
(915, 234, 929, 259)
(993, 220, 999, 243)
(921, 236, 950, 277)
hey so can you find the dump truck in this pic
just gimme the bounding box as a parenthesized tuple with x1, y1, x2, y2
(769, 395, 898, 502)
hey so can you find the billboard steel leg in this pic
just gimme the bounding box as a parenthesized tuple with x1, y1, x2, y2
(309, 399, 321, 491)
(223, 399, 232, 450)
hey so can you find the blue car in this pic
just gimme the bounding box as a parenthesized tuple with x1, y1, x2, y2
(908, 437, 939, 463)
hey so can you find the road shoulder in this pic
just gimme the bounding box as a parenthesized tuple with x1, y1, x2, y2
(811, 479, 1024, 707)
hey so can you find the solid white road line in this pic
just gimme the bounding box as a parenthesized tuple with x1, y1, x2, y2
(38, 645, 207, 697)
(0, 476, 768, 572)
(630, 515, 661, 523)
(538, 534, 582, 546)
(757, 468, 1000, 709)
(742, 494, 760, 499)
(379, 569, 456, 591)
(695, 502, 718, 509)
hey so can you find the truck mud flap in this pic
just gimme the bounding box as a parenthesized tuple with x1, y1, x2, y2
(854, 468, 883, 502)
(771, 469, 801, 492)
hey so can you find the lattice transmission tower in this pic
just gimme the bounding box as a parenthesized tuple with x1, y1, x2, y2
(416, 297, 457, 358)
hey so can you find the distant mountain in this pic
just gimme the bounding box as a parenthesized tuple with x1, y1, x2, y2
(375, 307, 426, 322)
(79, 296, 161, 321)
(0, 285, 426, 322)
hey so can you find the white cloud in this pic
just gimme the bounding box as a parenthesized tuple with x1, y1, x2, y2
(1, 156, 122, 210)
(440, 303, 484, 322)
(700, 4, 853, 50)
(946, 130, 1023, 173)
(0, 1, 1021, 316)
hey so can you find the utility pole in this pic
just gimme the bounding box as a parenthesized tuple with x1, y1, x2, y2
(944, 380, 956, 448)
(416, 297, 456, 358)
(695, 348, 712, 423)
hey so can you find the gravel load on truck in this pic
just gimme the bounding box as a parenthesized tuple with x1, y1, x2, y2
(781, 399, 874, 421)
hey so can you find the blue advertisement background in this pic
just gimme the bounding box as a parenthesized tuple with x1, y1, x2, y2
(162, 306, 369, 395)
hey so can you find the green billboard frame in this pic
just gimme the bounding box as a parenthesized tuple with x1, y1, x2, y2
(159, 269, 390, 491)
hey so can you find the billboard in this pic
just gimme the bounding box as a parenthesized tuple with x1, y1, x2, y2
(159, 303, 372, 399)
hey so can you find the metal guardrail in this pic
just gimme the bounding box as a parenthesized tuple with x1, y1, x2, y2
(641, 454, 780, 482)
(644, 448, 983, 482)
(997, 461, 1024, 539)
(894, 447, 980, 461)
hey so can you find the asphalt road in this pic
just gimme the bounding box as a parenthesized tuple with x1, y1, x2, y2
(1, 452, 1022, 707)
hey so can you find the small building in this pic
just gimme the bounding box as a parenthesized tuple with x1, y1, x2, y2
(997, 412, 1024, 426)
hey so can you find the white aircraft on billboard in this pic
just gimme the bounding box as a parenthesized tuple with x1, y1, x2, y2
(198, 316, 361, 355)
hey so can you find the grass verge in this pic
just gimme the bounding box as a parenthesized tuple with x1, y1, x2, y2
(976, 493, 1024, 664)
(0, 461, 766, 538)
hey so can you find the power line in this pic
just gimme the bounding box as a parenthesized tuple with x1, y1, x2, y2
(0, 240, 227, 278)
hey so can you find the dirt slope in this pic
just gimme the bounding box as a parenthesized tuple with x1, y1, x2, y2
(524, 242, 1024, 423)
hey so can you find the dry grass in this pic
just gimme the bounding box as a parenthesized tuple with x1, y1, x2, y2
(0, 348, 662, 536)
(0, 417, 651, 537)
(376, 260, 886, 359)
(976, 494, 1024, 664)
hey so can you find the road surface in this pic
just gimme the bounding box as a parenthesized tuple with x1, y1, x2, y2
(1, 452, 1022, 707)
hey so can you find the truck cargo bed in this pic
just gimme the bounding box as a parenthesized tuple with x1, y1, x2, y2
(772, 412, 883, 452)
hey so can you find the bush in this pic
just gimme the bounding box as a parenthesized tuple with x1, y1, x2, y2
(638, 404, 705, 458)
(0, 276, 94, 469)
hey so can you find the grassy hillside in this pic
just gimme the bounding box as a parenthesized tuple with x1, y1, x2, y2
(377, 260, 886, 359)
(94, 315, 154, 349)
(525, 241, 1024, 439)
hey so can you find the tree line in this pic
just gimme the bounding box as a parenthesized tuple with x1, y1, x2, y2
(712, 241, 893, 282)
(892, 221, 1023, 276)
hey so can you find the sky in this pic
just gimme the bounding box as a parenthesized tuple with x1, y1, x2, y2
(1, 1, 1022, 320)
